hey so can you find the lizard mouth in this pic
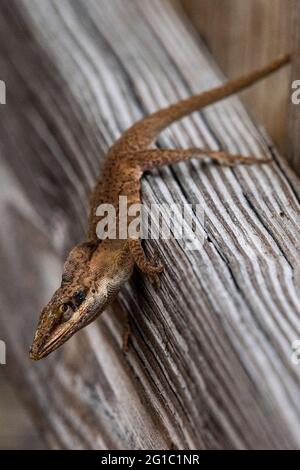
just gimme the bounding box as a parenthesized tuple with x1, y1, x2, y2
(29, 325, 73, 361)
(29, 321, 78, 360)
(29, 297, 103, 360)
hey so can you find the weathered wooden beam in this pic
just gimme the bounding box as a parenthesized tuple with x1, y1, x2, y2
(288, 0, 300, 174)
(0, 0, 300, 449)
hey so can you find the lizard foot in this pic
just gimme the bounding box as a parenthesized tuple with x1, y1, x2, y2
(147, 249, 164, 287)
(217, 152, 272, 166)
(128, 238, 164, 286)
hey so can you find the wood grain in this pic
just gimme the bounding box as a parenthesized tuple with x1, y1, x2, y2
(288, 0, 300, 173)
(0, 0, 300, 449)
(180, 0, 292, 155)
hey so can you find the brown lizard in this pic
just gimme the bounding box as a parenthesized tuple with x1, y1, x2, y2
(29, 54, 290, 360)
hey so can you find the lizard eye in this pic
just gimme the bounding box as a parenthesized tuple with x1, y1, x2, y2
(59, 303, 72, 322)
(60, 303, 69, 313)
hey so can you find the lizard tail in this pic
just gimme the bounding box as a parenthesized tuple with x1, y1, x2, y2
(154, 53, 291, 126)
(124, 53, 290, 148)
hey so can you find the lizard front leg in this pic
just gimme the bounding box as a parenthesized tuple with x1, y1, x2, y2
(128, 238, 163, 286)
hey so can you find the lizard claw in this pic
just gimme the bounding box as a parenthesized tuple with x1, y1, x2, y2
(147, 253, 164, 288)
(148, 255, 164, 275)
(149, 272, 162, 289)
(150, 247, 164, 270)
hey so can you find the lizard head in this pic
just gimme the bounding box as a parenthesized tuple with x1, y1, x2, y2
(29, 240, 133, 360)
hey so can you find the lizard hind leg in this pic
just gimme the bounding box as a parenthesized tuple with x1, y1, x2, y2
(130, 148, 271, 171)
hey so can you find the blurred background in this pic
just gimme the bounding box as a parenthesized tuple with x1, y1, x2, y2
(0, 375, 43, 449)
(0, 0, 294, 449)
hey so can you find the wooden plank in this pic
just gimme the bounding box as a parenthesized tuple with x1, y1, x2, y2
(288, 0, 300, 174)
(180, 0, 292, 155)
(0, 0, 300, 449)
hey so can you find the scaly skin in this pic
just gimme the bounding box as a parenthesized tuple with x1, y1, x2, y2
(29, 54, 290, 360)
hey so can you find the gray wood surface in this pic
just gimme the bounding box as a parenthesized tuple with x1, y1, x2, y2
(0, 0, 300, 449)
(289, 0, 300, 174)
